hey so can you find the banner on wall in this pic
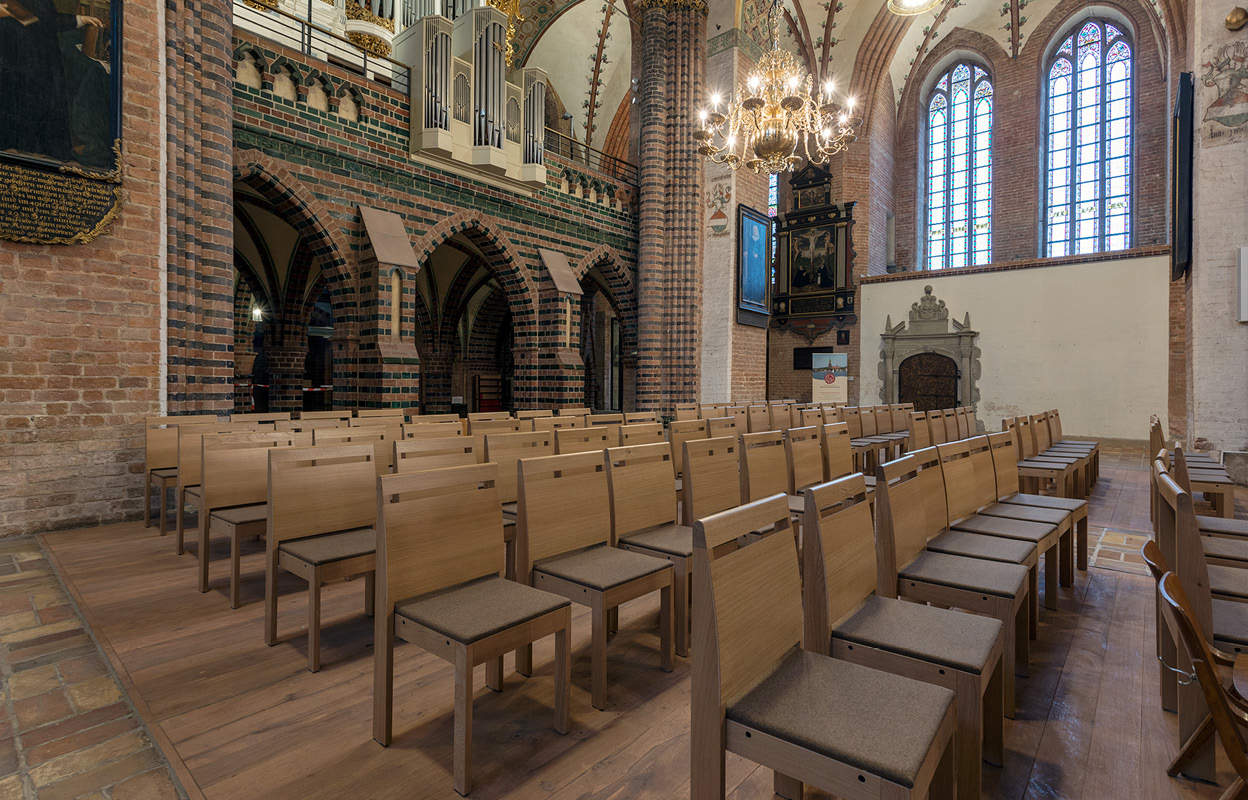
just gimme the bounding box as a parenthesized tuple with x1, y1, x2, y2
(811, 352, 848, 404)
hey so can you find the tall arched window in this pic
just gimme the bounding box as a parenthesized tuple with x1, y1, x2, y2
(1045, 20, 1132, 257)
(926, 62, 993, 270)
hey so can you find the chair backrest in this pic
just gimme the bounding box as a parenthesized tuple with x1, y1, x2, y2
(841, 406, 864, 438)
(875, 448, 949, 594)
(822, 405, 843, 423)
(406, 413, 463, 425)
(393, 437, 478, 473)
(533, 415, 582, 432)
(618, 422, 665, 447)
(555, 426, 611, 455)
(889, 404, 911, 436)
(907, 411, 931, 450)
(739, 431, 788, 503)
(768, 404, 793, 432)
(1014, 416, 1039, 458)
(356, 408, 406, 420)
(349, 416, 404, 451)
(699, 405, 727, 421)
(682, 436, 740, 526)
(231, 412, 291, 424)
(314, 425, 391, 474)
(725, 406, 748, 425)
(402, 421, 466, 440)
(470, 418, 528, 456)
(1031, 412, 1055, 452)
(558, 407, 592, 419)
(1155, 469, 1214, 643)
(483, 430, 555, 504)
(935, 436, 996, 524)
(986, 431, 1021, 498)
(376, 463, 504, 615)
(299, 410, 353, 422)
(145, 415, 219, 471)
(668, 419, 708, 476)
(706, 416, 738, 438)
(1149, 417, 1165, 458)
(955, 408, 971, 439)
(937, 409, 956, 442)
(1157, 572, 1248, 780)
(517, 450, 610, 568)
(674, 402, 700, 421)
(275, 419, 345, 432)
(516, 409, 554, 419)
(870, 406, 894, 435)
(860, 407, 881, 437)
(925, 411, 946, 445)
(624, 412, 659, 424)
(267, 444, 376, 544)
(799, 407, 826, 428)
(586, 413, 623, 443)
(177, 422, 259, 488)
(605, 443, 678, 542)
(692, 496, 802, 711)
(468, 412, 513, 423)
(745, 405, 771, 433)
(820, 422, 854, 481)
(801, 474, 878, 655)
(201, 431, 308, 511)
(785, 425, 823, 495)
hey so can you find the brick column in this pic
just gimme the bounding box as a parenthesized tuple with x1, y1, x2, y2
(164, 0, 236, 412)
(267, 343, 309, 412)
(634, 0, 706, 413)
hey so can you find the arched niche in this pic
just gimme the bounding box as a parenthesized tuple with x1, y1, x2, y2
(878, 284, 981, 414)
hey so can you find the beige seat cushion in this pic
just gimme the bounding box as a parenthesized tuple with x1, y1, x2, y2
(1203, 536, 1248, 563)
(183, 485, 202, 500)
(926, 531, 1034, 565)
(1209, 565, 1248, 601)
(210, 504, 267, 526)
(535, 544, 669, 591)
(1190, 471, 1233, 485)
(850, 437, 892, 447)
(1212, 598, 1248, 647)
(1017, 458, 1072, 472)
(1000, 493, 1087, 516)
(979, 503, 1069, 527)
(833, 595, 1003, 675)
(395, 575, 569, 645)
(618, 523, 693, 558)
(279, 528, 376, 566)
(951, 514, 1056, 544)
(726, 650, 954, 789)
(150, 468, 177, 480)
(501, 502, 517, 517)
(900, 551, 1027, 599)
(1199, 516, 1248, 537)
(787, 495, 806, 514)
(1055, 438, 1098, 448)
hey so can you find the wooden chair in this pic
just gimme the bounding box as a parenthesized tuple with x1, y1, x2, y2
(988, 431, 1090, 571)
(199, 430, 309, 607)
(516, 451, 673, 708)
(699, 405, 726, 421)
(467, 411, 513, 423)
(356, 408, 406, 420)
(315, 425, 391, 475)
(406, 412, 465, 432)
(554, 426, 611, 455)
(606, 442, 694, 657)
(706, 416, 738, 438)
(843, 407, 891, 473)
(951, 408, 968, 440)
(668, 419, 708, 478)
(871, 406, 909, 458)
(231, 412, 291, 424)
(745, 405, 771, 433)
(618, 422, 665, 447)
(908, 411, 933, 452)
(1157, 572, 1248, 800)
(821, 405, 843, 423)
(532, 416, 581, 433)
(937, 437, 1069, 617)
(299, 410, 353, 422)
(739, 431, 794, 510)
(586, 413, 624, 443)
(557, 407, 591, 420)
(403, 421, 468, 440)
(515, 409, 554, 419)
(372, 463, 571, 795)
(173, 421, 259, 555)
(275, 419, 345, 433)
(266, 444, 378, 672)
(144, 414, 218, 532)
(876, 452, 1031, 714)
(1168, 448, 1248, 539)
(1041, 409, 1099, 483)
(624, 412, 659, 424)
(1151, 417, 1221, 469)
(681, 436, 741, 529)
(724, 406, 748, 427)
(941, 409, 959, 443)
(1030, 413, 1092, 496)
(393, 437, 478, 473)
(1005, 417, 1083, 499)
(1171, 446, 1238, 520)
(801, 474, 1005, 800)
(890, 403, 915, 449)
(785, 425, 824, 501)
(928, 411, 948, 445)
(482, 431, 555, 519)
(768, 403, 794, 433)
(675, 402, 701, 421)
(799, 407, 826, 428)
(690, 494, 958, 800)
(820, 422, 870, 487)
(469, 418, 528, 457)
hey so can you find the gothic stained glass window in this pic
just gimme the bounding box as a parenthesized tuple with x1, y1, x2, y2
(926, 62, 992, 270)
(1045, 19, 1133, 257)
(768, 173, 779, 218)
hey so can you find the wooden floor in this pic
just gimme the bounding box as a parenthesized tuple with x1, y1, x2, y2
(39, 451, 1247, 799)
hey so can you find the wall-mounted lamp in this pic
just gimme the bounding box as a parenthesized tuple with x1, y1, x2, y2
(1228, 6, 1248, 29)
(252, 306, 264, 321)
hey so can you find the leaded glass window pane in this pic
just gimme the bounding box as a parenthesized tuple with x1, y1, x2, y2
(1044, 19, 1132, 256)
(926, 62, 992, 269)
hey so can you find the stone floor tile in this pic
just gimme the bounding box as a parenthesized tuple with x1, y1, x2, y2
(1, 620, 81, 646)
(0, 775, 22, 800)
(8, 664, 61, 701)
(34, 606, 76, 626)
(66, 677, 121, 714)
(55, 654, 107, 685)
(110, 768, 180, 800)
(13, 690, 73, 732)
(0, 612, 38, 636)
(29, 731, 147, 788)
(25, 718, 140, 768)
(34, 749, 162, 800)
(19, 702, 130, 751)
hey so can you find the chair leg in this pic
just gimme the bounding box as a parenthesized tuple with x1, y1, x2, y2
(1167, 714, 1214, 778)
(515, 644, 533, 678)
(143, 474, 152, 529)
(773, 772, 803, 800)
(1043, 543, 1058, 612)
(659, 583, 673, 672)
(1076, 515, 1088, 571)
(230, 527, 242, 608)
(930, 733, 957, 800)
(955, 671, 983, 800)
(591, 600, 609, 711)
(1014, 601, 1030, 679)
(486, 656, 504, 692)
(982, 659, 1005, 767)
(364, 571, 375, 618)
(673, 559, 690, 659)
(308, 567, 322, 673)
(1029, 565, 1039, 640)
(175, 488, 186, 555)
(1059, 528, 1074, 587)
(198, 517, 211, 594)
(690, 716, 726, 800)
(1001, 611, 1018, 718)
(373, 620, 394, 746)
(454, 645, 474, 797)
(264, 553, 280, 646)
(553, 620, 570, 735)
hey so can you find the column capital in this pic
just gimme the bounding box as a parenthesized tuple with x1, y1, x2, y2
(635, 0, 707, 14)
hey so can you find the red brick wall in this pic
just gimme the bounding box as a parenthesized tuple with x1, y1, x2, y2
(0, 0, 165, 537)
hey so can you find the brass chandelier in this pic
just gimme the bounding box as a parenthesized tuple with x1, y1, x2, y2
(694, 0, 861, 175)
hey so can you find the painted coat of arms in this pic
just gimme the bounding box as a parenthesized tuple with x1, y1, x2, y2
(705, 182, 731, 236)
(1201, 40, 1248, 147)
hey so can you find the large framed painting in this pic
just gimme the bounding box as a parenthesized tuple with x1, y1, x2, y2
(736, 203, 771, 328)
(0, 0, 123, 244)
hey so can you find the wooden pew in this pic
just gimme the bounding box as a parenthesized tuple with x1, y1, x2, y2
(144, 414, 218, 532)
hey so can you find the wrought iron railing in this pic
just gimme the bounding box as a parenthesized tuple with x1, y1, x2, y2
(543, 127, 638, 185)
(234, 0, 410, 93)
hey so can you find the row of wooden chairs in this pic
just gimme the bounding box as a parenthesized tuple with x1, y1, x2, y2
(1151, 417, 1236, 518)
(1002, 410, 1099, 501)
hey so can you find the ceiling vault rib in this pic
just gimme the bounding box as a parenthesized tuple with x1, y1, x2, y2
(1009, 0, 1020, 58)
